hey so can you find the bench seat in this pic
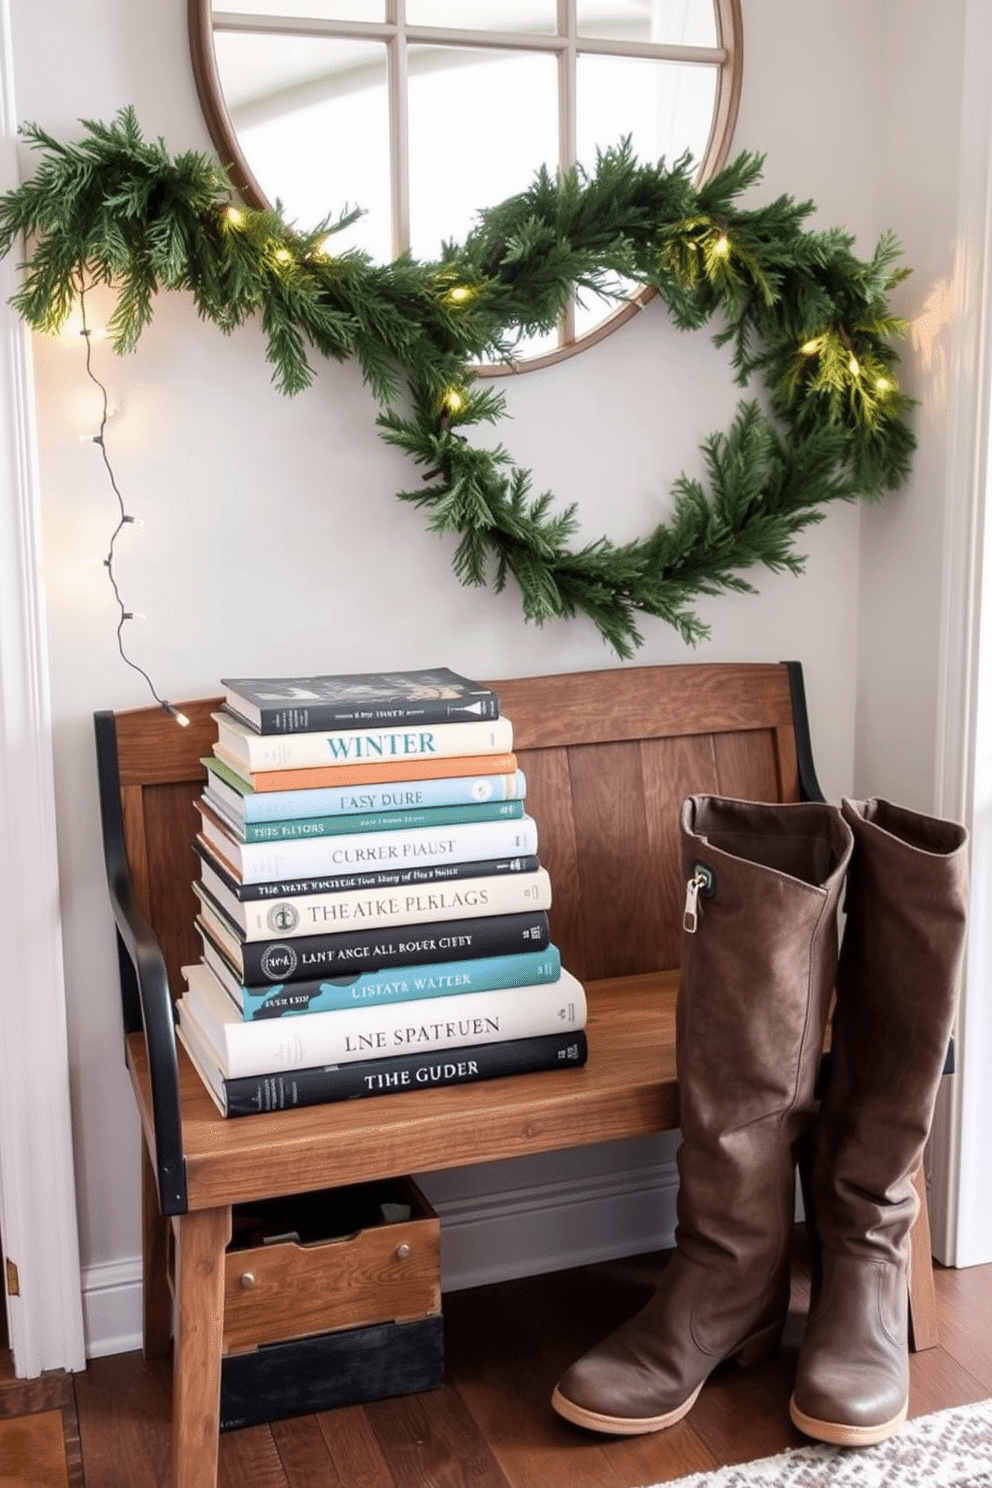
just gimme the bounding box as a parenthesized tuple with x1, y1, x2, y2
(127, 970, 679, 1211)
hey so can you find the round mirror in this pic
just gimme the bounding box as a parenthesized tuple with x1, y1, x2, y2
(189, 1, 742, 370)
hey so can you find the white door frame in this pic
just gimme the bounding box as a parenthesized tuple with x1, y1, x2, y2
(0, 0, 86, 1376)
(930, 0, 992, 1267)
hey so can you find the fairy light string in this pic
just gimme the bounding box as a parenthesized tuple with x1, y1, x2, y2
(78, 280, 189, 726)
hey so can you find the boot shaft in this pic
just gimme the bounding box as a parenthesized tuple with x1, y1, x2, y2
(813, 797, 969, 1258)
(679, 796, 853, 1135)
(676, 796, 853, 1276)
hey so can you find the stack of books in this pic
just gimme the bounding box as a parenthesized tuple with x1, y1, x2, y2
(176, 667, 588, 1116)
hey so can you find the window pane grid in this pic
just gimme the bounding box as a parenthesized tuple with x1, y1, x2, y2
(202, 0, 739, 366)
(213, 9, 727, 63)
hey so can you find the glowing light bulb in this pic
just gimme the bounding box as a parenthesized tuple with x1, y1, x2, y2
(800, 339, 820, 355)
(876, 375, 892, 392)
(446, 391, 464, 413)
(61, 315, 107, 343)
(849, 355, 860, 376)
(449, 286, 470, 302)
(714, 234, 730, 256)
(275, 247, 291, 263)
(225, 206, 244, 226)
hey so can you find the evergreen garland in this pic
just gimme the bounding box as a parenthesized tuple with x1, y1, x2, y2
(0, 108, 914, 657)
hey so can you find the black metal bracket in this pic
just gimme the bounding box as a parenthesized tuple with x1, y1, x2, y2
(94, 710, 188, 1215)
(782, 659, 826, 805)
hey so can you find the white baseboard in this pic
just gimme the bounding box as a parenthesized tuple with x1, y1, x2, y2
(427, 1159, 680, 1293)
(79, 1157, 681, 1358)
(80, 1257, 143, 1359)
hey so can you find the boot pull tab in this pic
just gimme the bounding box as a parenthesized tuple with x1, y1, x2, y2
(683, 863, 715, 933)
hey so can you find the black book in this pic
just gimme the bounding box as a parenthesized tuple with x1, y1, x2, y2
(178, 1022, 588, 1116)
(221, 667, 500, 734)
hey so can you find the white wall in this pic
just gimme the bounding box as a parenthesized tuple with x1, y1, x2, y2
(9, 0, 958, 1354)
(857, 1, 968, 808)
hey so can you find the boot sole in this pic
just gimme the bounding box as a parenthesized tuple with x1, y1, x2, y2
(788, 1392, 908, 1447)
(550, 1380, 704, 1436)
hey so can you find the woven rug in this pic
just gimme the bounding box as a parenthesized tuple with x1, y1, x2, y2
(644, 1399, 992, 1488)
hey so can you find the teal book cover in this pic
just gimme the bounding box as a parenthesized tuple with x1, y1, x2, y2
(238, 945, 562, 1019)
(208, 796, 526, 843)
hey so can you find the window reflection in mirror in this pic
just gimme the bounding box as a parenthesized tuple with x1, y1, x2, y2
(192, 1, 741, 367)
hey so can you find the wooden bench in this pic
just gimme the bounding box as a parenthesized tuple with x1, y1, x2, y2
(95, 660, 937, 1488)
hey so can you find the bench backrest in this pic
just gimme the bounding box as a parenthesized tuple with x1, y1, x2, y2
(96, 661, 817, 1016)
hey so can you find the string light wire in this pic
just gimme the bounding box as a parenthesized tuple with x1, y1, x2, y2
(78, 279, 189, 726)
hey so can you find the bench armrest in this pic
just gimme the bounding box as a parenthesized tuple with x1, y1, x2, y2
(94, 711, 188, 1214)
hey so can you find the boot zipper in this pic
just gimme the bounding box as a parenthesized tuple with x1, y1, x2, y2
(683, 870, 708, 933)
(683, 862, 716, 932)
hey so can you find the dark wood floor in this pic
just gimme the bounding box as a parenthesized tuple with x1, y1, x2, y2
(11, 1240, 992, 1488)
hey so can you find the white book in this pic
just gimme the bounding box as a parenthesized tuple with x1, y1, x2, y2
(180, 959, 587, 1079)
(197, 854, 553, 941)
(176, 1015, 230, 1115)
(214, 710, 514, 773)
(197, 801, 539, 884)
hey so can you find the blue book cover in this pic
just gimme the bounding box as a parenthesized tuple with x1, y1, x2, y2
(230, 945, 563, 1019)
(203, 754, 526, 822)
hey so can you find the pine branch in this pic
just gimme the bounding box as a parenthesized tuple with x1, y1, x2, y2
(0, 109, 917, 655)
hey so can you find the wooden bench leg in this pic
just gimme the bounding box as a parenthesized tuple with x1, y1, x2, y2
(908, 1163, 939, 1351)
(171, 1206, 231, 1488)
(141, 1141, 173, 1359)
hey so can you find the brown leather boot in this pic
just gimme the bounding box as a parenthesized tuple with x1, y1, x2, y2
(790, 798, 969, 1448)
(551, 795, 853, 1435)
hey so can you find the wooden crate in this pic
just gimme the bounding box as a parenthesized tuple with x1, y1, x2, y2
(219, 1176, 443, 1429)
(223, 1175, 440, 1354)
